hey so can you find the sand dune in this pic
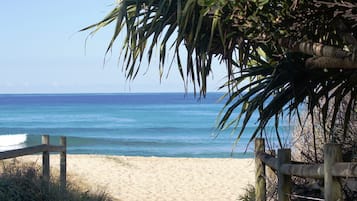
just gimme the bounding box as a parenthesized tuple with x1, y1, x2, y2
(19, 155, 255, 201)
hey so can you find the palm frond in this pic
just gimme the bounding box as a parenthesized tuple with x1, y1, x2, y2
(83, 0, 357, 146)
(218, 53, 357, 147)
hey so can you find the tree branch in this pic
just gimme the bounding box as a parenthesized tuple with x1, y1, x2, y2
(278, 38, 357, 69)
(278, 38, 353, 59)
(306, 56, 357, 69)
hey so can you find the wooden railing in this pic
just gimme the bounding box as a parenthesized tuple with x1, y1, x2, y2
(255, 138, 357, 201)
(0, 135, 67, 191)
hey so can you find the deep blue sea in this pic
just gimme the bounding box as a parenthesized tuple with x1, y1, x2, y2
(0, 93, 292, 158)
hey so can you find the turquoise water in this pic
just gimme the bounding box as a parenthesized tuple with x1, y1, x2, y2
(0, 93, 291, 158)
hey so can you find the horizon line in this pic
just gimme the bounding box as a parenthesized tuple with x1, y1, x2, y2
(0, 91, 225, 96)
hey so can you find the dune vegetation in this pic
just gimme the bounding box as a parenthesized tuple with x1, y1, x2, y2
(0, 159, 113, 201)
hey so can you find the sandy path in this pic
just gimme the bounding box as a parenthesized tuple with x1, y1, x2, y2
(17, 155, 255, 201)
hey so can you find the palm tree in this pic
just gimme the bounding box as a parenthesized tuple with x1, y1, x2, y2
(82, 0, 357, 147)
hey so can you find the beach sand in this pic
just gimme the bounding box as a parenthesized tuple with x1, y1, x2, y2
(17, 155, 255, 201)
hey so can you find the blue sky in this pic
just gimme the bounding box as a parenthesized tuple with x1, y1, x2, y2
(0, 1, 227, 94)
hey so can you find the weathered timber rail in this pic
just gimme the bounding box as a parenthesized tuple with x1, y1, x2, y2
(255, 138, 357, 201)
(0, 135, 67, 191)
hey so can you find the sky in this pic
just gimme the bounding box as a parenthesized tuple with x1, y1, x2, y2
(0, 1, 227, 94)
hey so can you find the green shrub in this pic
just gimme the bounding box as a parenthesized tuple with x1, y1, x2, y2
(237, 184, 255, 201)
(0, 159, 113, 201)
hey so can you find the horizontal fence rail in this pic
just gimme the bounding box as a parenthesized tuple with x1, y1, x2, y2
(255, 138, 357, 201)
(0, 144, 65, 160)
(331, 162, 357, 177)
(280, 163, 324, 179)
(0, 135, 67, 197)
(258, 151, 357, 179)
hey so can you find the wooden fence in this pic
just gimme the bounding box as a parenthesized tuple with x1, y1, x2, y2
(0, 135, 67, 191)
(255, 138, 357, 201)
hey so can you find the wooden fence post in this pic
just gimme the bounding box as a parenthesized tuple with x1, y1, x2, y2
(255, 138, 266, 201)
(277, 149, 291, 201)
(42, 135, 50, 197)
(60, 136, 67, 192)
(266, 149, 276, 198)
(324, 144, 343, 201)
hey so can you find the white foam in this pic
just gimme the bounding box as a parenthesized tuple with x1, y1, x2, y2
(0, 134, 27, 146)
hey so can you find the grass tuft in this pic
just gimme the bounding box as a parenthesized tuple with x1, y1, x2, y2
(237, 184, 255, 201)
(0, 159, 114, 201)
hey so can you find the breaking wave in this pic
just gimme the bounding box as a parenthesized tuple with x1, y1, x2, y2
(0, 134, 27, 151)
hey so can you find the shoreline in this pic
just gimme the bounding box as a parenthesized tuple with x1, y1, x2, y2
(51, 152, 255, 159)
(15, 154, 255, 201)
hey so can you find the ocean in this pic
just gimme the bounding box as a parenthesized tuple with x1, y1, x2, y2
(0, 93, 291, 158)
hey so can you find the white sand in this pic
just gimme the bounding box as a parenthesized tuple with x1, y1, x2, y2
(17, 155, 255, 201)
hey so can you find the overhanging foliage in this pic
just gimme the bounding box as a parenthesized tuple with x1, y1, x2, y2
(82, 0, 357, 146)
